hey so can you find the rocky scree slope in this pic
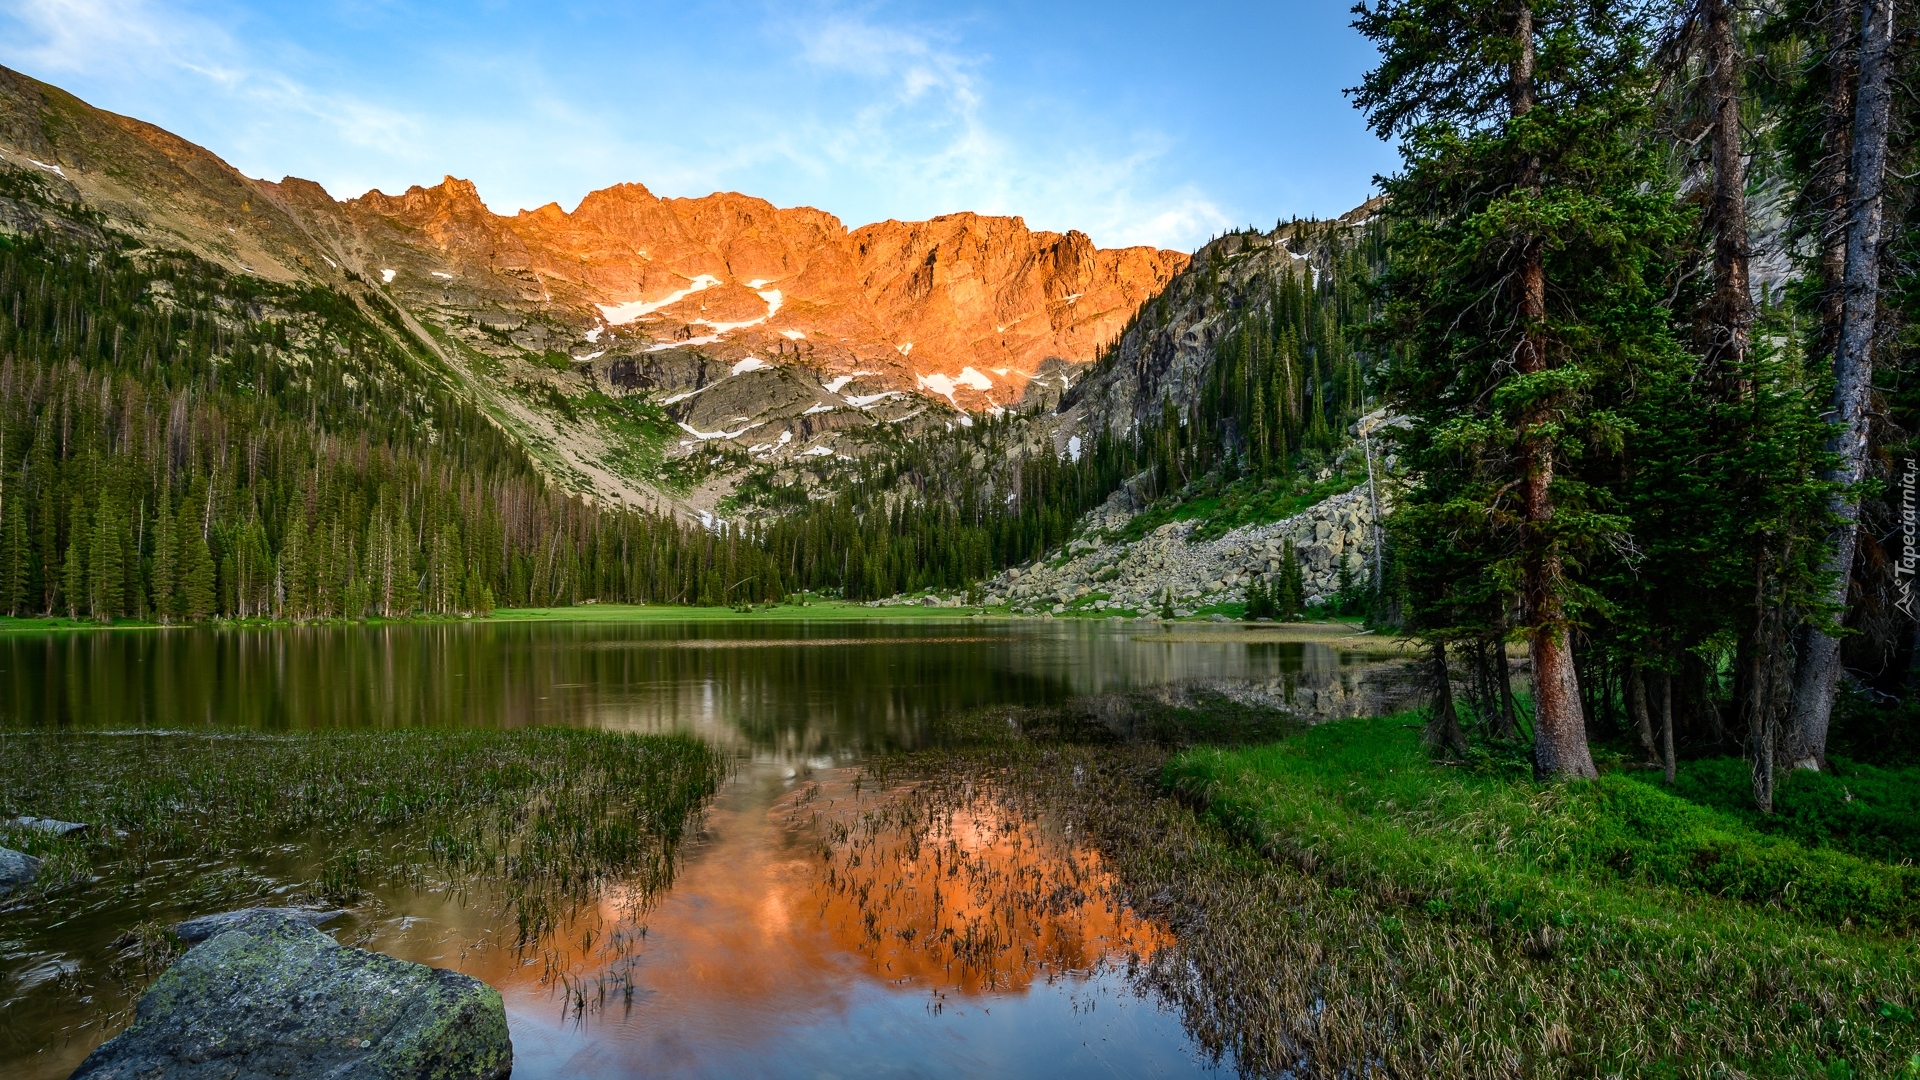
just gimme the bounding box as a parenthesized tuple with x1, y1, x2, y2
(970, 482, 1385, 617)
(889, 207, 1389, 616)
(0, 64, 1183, 516)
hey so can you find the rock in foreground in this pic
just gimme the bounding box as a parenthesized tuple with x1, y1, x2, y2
(7, 815, 88, 836)
(72, 910, 511, 1079)
(0, 846, 40, 894)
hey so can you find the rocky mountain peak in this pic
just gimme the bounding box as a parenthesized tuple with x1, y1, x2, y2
(0, 60, 1191, 514)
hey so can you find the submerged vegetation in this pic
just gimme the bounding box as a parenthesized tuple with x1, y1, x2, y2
(0, 727, 724, 938)
(0, 726, 725, 1058)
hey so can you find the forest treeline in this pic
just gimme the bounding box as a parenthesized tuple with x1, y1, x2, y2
(0, 229, 822, 617)
(1348, 0, 1916, 805)
(750, 221, 1384, 601)
(0, 216, 1227, 616)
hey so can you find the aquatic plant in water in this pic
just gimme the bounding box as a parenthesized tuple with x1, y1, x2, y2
(0, 727, 726, 1060)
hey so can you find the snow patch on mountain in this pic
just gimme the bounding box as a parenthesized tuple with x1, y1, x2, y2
(598, 274, 723, 325)
(916, 368, 994, 404)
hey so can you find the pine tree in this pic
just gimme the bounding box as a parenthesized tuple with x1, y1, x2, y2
(178, 501, 216, 622)
(282, 512, 310, 618)
(0, 463, 26, 616)
(91, 487, 124, 621)
(64, 498, 88, 619)
(150, 489, 176, 623)
(1355, 0, 1688, 778)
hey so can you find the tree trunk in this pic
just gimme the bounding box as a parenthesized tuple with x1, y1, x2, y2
(1660, 670, 1678, 785)
(1512, 0, 1597, 782)
(1786, 0, 1897, 772)
(1627, 664, 1658, 762)
(1815, 0, 1859, 363)
(1702, 0, 1753, 379)
(1472, 637, 1496, 735)
(1425, 642, 1471, 759)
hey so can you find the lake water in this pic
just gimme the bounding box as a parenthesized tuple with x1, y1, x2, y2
(0, 616, 1400, 1079)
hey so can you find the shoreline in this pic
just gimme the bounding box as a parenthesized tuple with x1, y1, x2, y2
(0, 603, 1386, 634)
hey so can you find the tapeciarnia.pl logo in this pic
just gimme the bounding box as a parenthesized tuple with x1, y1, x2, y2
(1899, 458, 1917, 619)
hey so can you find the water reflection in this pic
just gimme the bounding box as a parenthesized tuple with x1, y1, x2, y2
(0, 617, 1393, 1079)
(359, 764, 1212, 1080)
(0, 619, 1390, 760)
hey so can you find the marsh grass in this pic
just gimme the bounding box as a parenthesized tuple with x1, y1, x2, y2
(874, 701, 1920, 1078)
(0, 727, 725, 1061)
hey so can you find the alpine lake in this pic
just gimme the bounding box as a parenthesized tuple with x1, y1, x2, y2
(0, 612, 1407, 1079)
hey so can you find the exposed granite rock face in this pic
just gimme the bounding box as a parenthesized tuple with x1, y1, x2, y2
(0, 846, 40, 894)
(71, 911, 511, 1080)
(1056, 204, 1381, 443)
(0, 61, 1187, 514)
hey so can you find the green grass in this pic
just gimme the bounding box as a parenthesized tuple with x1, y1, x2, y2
(1115, 466, 1367, 545)
(0, 728, 726, 941)
(1158, 715, 1920, 1075)
(1650, 755, 1920, 864)
(575, 390, 694, 491)
(0, 598, 1001, 632)
(485, 600, 999, 622)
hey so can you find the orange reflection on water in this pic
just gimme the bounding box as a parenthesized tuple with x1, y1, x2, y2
(800, 791, 1169, 994)
(388, 767, 1170, 1048)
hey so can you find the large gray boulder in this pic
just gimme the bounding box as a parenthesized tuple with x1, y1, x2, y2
(71, 910, 512, 1079)
(0, 845, 40, 894)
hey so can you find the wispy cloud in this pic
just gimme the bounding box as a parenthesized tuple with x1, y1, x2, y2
(0, 0, 1235, 249)
(761, 10, 1230, 248)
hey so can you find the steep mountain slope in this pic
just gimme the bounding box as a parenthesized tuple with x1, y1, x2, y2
(0, 64, 1184, 515)
(721, 208, 1391, 607)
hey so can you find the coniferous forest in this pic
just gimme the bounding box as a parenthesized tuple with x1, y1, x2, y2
(1353, 0, 1917, 804)
(0, 219, 1175, 615)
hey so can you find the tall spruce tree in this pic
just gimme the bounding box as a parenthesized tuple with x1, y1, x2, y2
(1354, 0, 1690, 778)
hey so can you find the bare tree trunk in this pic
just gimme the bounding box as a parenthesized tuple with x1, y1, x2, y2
(1816, 0, 1860, 363)
(1660, 670, 1678, 785)
(1510, 0, 1598, 781)
(1787, 0, 1898, 772)
(1494, 614, 1522, 739)
(1627, 664, 1658, 762)
(1425, 642, 1470, 759)
(1702, 0, 1754, 380)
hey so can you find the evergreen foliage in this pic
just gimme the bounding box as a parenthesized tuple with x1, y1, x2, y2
(0, 230, 809, 618)
(1355, 0, 1918, 800)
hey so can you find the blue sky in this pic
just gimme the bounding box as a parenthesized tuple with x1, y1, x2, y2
(0, 1, 1396, 251)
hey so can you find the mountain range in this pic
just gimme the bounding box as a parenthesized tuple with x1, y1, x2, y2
(0, 63, 1191, 514)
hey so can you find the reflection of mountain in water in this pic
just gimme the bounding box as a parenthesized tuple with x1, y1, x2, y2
(0, 620, 1410, 759)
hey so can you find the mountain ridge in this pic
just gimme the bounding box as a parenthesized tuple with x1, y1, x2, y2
(0, 62, 1191, 512)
